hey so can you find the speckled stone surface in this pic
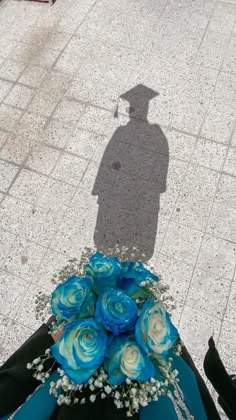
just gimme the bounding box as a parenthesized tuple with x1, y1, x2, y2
(0, 0, 236, 397)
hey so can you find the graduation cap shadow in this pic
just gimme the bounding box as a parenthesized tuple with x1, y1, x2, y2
(92, 84, 169, 261)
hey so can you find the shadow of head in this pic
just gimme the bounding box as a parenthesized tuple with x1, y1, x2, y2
(115, 84, 159, 121)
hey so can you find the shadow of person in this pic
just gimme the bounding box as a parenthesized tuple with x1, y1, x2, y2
(92, 84, 169, 261)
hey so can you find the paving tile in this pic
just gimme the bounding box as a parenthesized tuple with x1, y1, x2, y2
(50, 215, 95, 256)
(25, 143, 60, 175)
(0, 79, 13, 102)
(220, 0, 236, 4)
(28, 94, 58, 118)
(171, 66, 218, 134)
(186, 268, 231, 319)
(0, 104, 23, 131)
(52, 153, 88, 186)
(77, 105, 112, 135)
(222, 33, 236, 74)
(223, 147, 236, 177)
(53, 99, 86, 124)
(19, 65, 48, 87)
(37, 178, 76, 212)
(3, 237, 46, 282)
(0, 133, 34, 165)
(0, 270, 28, 317)
(152, 158, 188, 194)
(16, 284, 50, 330)
(42, 119, 76, 149)
(74, 45, 139, 87)
(173, 194, 211, 232)
(0, 196, 32, 235)
(4, 84, 35, 109)
(0, 38, 16, 60)
(209, 2, 236, 33)
(33, 31, 71, 52)
(224, 282, 236, 325)
(20, 206, 62, 247)
(201, 111, 235, 144)
(15, 112, 47, 140)
(166, 129, 196, 161)
(58, 1, 96, 33)
(122, 145, 158, 180)
(181, 164, 220, 201)
(161, 222, 203, 265)
(92, 136, 111, 163)
(195, 30, 229, 70)
(0, 159, 19, 192)
(54, 36, 95, 74)
(140, 182, 178, 219)
(79, 160, 101, 193)
(28, 72, 70, 117)
(153, 253, 194, 305)
(9, 169, 47, 204)
(207, 72, 236, 118)
(218, 321, 236, 371)
(66, 129, 103, 160)
(35, 249, 70, 291)
(231, 125, 236, 147)
(67, 76, 120, 111)
(180, 306, 221, 361)
(30, 48, 61, 69)
(169, 303, 183, 329)
(215, 174, 236, 208)
(197, 234, 236, 280)
(191, 138, 227, 171)
(0, 315, 11, 346)
(0, 59, 26, 81)
(0, 228, 16, 268)
(207, 203, 236, 243)
(0, 131, 9, 150)
(66, 188, 98, 221)
(34, 12, 60, 29)
(0, 321, 32, 364)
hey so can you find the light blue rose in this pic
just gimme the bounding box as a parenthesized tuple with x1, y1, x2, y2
(118, 262, 159, 298)
(85, 252, 122, 294)
(95, 287, 137, 335)
(135, 301, 178, 364)
(51, 318, 107, 384)
(105, 335, 155, 385)
(51, 276, 95, 321)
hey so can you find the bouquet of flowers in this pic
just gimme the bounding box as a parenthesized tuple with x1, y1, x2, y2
(28, 252, 182, 417)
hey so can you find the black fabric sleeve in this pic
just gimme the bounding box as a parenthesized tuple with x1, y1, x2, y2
(51, 391, 139, 420)
(204, 337, 236, 420)
(180, 344, 221, 420)
(0, 323, 55, 417)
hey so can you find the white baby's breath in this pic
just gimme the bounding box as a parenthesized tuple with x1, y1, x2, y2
(90, 394, 96, 403)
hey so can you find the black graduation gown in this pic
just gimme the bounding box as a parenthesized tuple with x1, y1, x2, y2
(204, 337, 236, 420)
(0, 324, 220, 420)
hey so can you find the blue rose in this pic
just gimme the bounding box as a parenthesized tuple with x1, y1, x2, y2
(51, 276, 95, 321)
(135, 301, 178, 363)
(105, 335, 155, 385)
(118, 262, 159, 298)
(95, 288, 137, 335)
(51, 318, 107, 384)
(85, 252, 122, 294)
